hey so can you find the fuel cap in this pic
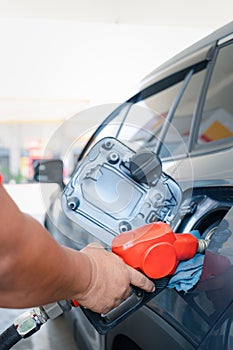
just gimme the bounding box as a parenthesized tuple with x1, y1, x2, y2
(129, 150, 162, 186)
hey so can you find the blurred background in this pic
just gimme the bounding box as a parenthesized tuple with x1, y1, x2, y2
(0, 0, 232, 185)
(0, 2, 233, 348)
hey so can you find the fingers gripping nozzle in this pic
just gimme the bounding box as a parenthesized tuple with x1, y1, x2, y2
(112, 222, 204, 279)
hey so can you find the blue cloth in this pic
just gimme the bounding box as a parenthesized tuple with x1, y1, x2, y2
(167, 230, 205, 293)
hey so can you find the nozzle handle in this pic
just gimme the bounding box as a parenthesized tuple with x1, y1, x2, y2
(80, 276, 169, 335)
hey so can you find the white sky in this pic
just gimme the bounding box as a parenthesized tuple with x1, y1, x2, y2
(0, 18, 213, 106)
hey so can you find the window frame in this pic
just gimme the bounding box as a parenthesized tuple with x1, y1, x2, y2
(189, 39, 233, 156)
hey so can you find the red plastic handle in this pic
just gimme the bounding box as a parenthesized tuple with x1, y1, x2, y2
(112, 222, 198, 279)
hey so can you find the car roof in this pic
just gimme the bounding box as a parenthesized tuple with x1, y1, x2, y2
(141, 21, 233, 89)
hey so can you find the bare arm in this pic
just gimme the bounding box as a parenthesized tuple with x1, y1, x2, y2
(0, 184, 93, 308)
(0, 185, 154, 313)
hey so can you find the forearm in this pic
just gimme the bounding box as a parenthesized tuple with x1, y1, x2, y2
(0, 185, 91, 308)
(0, 185, 155, 313)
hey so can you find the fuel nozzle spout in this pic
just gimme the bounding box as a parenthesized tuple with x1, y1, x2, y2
(197, 238, 209, 253)
(112, 222, 207, 279)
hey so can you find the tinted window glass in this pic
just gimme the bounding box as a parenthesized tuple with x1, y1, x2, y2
(94, 69, 205, 160)
(198, 43, 233, 144)
(132, 69, 205, 158)
(161, 69, 205, 158)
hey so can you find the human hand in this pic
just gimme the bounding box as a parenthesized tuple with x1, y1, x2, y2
(74, 242, 155, 314)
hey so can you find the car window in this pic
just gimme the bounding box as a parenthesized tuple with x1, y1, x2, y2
(84, 66, 207, 164)
(197, 42, 233, 145)
(123, 69, 206, 159)
(158, 69, 206, 158)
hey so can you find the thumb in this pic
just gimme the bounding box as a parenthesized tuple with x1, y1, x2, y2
(127, 266, 155, 293)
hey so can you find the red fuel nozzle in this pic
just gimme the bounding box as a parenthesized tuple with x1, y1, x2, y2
(71, 222, 202, 308)
(112, 222, 199, 279)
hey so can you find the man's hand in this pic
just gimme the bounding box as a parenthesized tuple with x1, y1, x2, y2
(74, 243, 155, 314)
